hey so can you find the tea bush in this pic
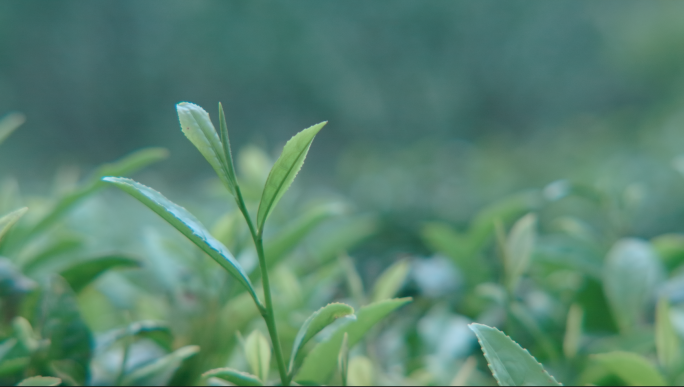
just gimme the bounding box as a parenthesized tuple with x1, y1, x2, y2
(2, 103, 684, 386)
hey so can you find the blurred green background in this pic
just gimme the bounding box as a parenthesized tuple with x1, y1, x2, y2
(3, 0, 684, 245)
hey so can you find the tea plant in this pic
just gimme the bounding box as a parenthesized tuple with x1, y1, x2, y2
(103, 102, 410, 386)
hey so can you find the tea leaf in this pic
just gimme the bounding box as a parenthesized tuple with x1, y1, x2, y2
(177, 102, 234, 193)
(593, 351, 667, 386)
(102, 177, 260, 306)
(656, 298, 680, 372)
(504, 213, 537, 293)
(122, 345, 200, 386)
(371, 259, 410, 302)
(469, 323, 561, 386)
(289, 303, 355, 373)
(0, 207, 27, 244)
(60, 255, 140, 293)
(203, 368, 263, 386)
(16, 376, 61, 386)
(295, 298, 411, 384)
(604, 239, 663, 333)
(338, 333, 349, 387)
(256, 122, 326, 232)
(563, 304, 583, 360)
(347, 356, 374, 387)
(0, 112, 25, 146)
(98, 320, 173, 352)
(218, 102, 239, 192)
(245, 331, 271, 382)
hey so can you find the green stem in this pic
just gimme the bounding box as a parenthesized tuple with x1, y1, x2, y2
(233, 184, 289, 385)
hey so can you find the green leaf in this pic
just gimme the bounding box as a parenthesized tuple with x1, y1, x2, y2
(16, 376, 61, 386)
(245, 330, 271, 382)
(256, 121, 326, 232)
(563, 304, 583, 360)
(0, 112, 25, 146)
(99, 321, 173, 352)
(0, 207, 28, 244)
(60, 255, 140, 293)
(265, 203, 343, 268)
(203, 368, 263, 386)
(13, 316, 40, 353)
(28, 147, 168, 238)
(338, 333, 349, 387)
(102, 177, 260, 307)
(347, 356, 374, 387)
(122, 345, 200, 386)
(177, 102, 234, 193)
(371, 259, 410, 302)
(295, 298, 411, 384)
(218, 102, 239, 191)
(652, 233, 684, 271)
(504, 213, 537, 293)
(289, 303, 355, 374)
(469, 323, 561, 386)
(656, 298, 680, 372)
(592, 351, 667, 386)
(37, 276, 93, 386)
(604, 239, 663, 333)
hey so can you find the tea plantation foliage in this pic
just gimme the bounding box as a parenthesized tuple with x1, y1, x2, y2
(2, 104, 684, 386)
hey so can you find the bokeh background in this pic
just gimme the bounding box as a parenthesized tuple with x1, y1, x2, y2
(3, 1, 684, 251)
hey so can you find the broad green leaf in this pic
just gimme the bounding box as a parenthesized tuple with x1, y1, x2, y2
(0, 207, 28, 243)
(218, 102, 239, 191)
(122, 345, 200, 386)
(338, 333, 349, 387)
(347, 356, 374, 387)
(102, 177, 260, 307)
(604, 239, 663, 333)
(504, 213, 537, 293)
(60, 255, 140, 293)
(203, 368, 263, 386)
(37, 276, 93, 386)
(16, 376, 61, 386)
(289, 303, 355, 373)
(593, 351, 667, 386)
(656, 298, 680, 372)
(0, 112, 25, 146)
(177, 102, 234, 193)
(28, 147, 168, 238)
(265, 203, 343, 268)
(245, 331, 271, 382)
(469, 323, 561, 386)
(295, 298, 411, 384)
(371, 259, 410, 302)
(563, 304, 583, 360)
(256, 121, 326, 232)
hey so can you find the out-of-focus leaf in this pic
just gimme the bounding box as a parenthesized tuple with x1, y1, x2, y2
(203, 368, 263, 386)
(265, 203, 343, 268)
(338, 333, 349, 387)
(295, 298, 411, 384)
(656, 298, 680, 372)
(20, 235, 83, 274)
(28, 147, 168, 238)
(245, 331, 271, 383)
(0, 357, 29, 377)
(98, 321, 173, 352)
(60, 255, 140, 293)
(469, 323, 561, 386)
(371, 259, 410, 302)
(504, 213, 537, 293)
(177, 102, 234, 193)
(450, 356, 477, 386)
(563, 304, 584, 360)
(592, 351, 667, 386)
(16, 376, 61, 386)
(257, 121, 326, 232)
(0, 338, 17, 363)
(308, 216, 378, 267)
(13, 317, 39, 353)
(102, 177, 261, 307)
(604, 239, 663, 333)
(122, 345, 200, 386)
(37, 276, 93, 386)
(340, 254, 365, 305)
(289, 303, 355, 374)
(0, 207, 28, 244)
(0, 258, 36, 297)
(0, 112, 25, 146)
(347, 356, 374, 387)
(652, 234, 684, 271)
